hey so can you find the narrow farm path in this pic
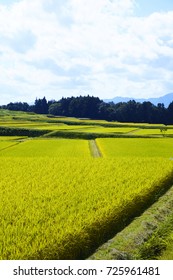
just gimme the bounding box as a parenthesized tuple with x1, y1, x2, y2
(89, 139, 102, 158)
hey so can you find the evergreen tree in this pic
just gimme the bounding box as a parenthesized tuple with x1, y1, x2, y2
(34, 97, 48, 114)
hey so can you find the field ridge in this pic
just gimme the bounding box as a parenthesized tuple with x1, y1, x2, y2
(89, 184, 173, 260)
(89, 140, 102, 157)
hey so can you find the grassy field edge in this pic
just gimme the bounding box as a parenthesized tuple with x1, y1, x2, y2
(89, 185, 173, 260)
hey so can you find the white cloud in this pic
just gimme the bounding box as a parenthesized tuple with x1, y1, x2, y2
(0, 0, 173, 104)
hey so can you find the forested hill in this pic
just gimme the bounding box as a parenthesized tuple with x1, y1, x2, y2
(1, 95, 173, 124)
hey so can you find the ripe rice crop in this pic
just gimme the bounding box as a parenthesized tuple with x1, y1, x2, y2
(0, 122, 68, 130)
(0, 136, 27, 141)
(133, 129, 173, 135)
(19, 124, 69, 130)
(67, 126, 135, 134)
(0, 122, 96, 131)
(0, 157, 173, 259)
(97, 138, 173, 158)
(0, 139, 91, 157)
(0, 141, 18, 151)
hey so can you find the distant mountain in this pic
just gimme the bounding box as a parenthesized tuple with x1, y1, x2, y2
(104, 93, 173, 108)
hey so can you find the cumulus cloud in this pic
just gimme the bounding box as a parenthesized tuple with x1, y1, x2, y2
(0, 0, 173, 104)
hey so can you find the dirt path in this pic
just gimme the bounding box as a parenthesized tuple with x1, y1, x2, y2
(89, 140, 102, 158)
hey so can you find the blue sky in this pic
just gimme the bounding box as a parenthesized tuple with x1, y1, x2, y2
(134, 0, 173, 16)
(0, 0, 173, 104)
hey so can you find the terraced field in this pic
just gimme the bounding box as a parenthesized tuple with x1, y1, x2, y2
(0, 122, 94, 131)
(97, 138, 173, 158)
(133, 128, 173, 136)
(0, 136, 27, 141)
(66, 126, 136, 134)
(1, 109, 173, 260)
(0, 139, 90, 157)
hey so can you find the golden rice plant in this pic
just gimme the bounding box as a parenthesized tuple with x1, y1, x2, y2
(0, 157, 173, 259)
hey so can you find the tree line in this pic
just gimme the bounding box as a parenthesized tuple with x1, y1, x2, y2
(1, 95, 173, 124)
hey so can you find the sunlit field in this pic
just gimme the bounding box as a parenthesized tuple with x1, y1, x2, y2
(97, 138, 173, 158)
(1, 157, 173, 259)
(1, 109, 173, 260)
(0, 139, 91, 157)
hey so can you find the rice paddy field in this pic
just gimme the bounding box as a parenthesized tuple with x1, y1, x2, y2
(0, 141, 18, 151)
(0, 139, 91, 157)
(1, 157, 173, 260)
(0, 136, 27, 141)
(64, 126, 136, 134)
(0, 109, 173, 260)
(133, 128, 173, 136)
(97, 138, 173, 158)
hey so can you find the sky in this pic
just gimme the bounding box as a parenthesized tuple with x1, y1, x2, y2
(1, 0, 173, 104)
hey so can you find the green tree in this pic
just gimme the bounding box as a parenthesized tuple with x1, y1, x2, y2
(34, 97, 48, 114)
